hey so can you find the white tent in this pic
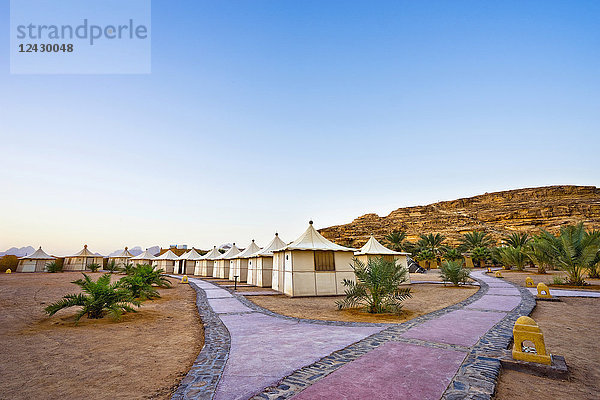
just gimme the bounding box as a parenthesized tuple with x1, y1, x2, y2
(248, 233, 286, 287)
(152, 249, 179, 274)
(229, 240, 261, 282)
(175, 248, 203, 275)
(16, 247, 55, 272)
(355, 235, 411, 283)
(129, 249, 157, 266)
(63, 245, 104, 271)
(194, 246, 221, 276)
(109, 247, 134, 267)
(272, 221, 356, 296)
(213, 244, 241, 279)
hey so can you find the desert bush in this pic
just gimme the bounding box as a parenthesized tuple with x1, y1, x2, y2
(46, 261, 63, 273)
(496, 246, 528, 271)
(439, 260, 471, 286)
(336, 257, 411, 314)
(552, 276, 565, 285)
(88, 263, 101, 272)
(105, 260, 120, 273)
(535, 224, 600, 286)
(45, 273, 139, 323)
(120, 262, 136, 275)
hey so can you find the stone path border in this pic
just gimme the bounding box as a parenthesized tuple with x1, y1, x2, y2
(173, 271, 533, 400)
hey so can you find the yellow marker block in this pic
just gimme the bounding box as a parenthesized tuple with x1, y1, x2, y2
(495, 271, 503, 278)
(5, 269, 11, 274)
(487, 267, 492, 273)
(181, 275, 189, 284)
(537, 282, 551, 298)
(525, 277, 534, 287)
(512, 316, 552, 365)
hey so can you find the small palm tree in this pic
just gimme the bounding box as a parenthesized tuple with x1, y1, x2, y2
(105, 260, 119, 273)
(460, 231, 494, 251)
(336, 257, 411, 314)
(417, 233, 446, 257)
(496, 246, 528, 270)
(471, 246, 490, 267)
(443, 248, 463, 262)
(502, 233, 531, 248)
(416, 249, 436, 269)
(524, 238, 552, 274)
(119, 275, 160, 300)
(439, 260, 471, 286)
(384, 231, 407, 252)
(45, 273, 140, 323)
(88, 263, 101, 272)
(587, 230, 600, 279)
(120, 262, 136, 275)
(45, 261, 63, 273)
(535, 224, 600, 286)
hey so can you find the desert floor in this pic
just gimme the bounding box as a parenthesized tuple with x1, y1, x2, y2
(0, 272, 203, 400)
(495, 297, 600, 400)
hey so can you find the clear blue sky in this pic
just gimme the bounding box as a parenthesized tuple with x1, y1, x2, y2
(1, 0, 599, 255)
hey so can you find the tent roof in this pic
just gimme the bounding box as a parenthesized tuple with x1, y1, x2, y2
(251, 233, 286, 257)
(215, 244, 241, 260)
(236, 240, 261, 258)
(112, 247, 134, 258)
(200, 246, 223, 260)
(19, 246, 55, 260)
(280, 222, 356, 252)
(130, 249, 157, 260)
(154, 249, 179, 260)
(354, 235, 409, 256)
(178, 248, 203, 260)
(67, 245, 103, 258)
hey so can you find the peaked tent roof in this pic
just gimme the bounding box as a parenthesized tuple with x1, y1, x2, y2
(215, 244, 241, 260)
(19, 247, 55, 260)
(154, 249, 180, 260)
(179, 248, 204, 260)
(130, 249, 157, 261)
(236, 240, 261, 258)
(281, 222, 356, 252)
(112, 247, 134, 258)
(67, 245, 103, 258)
(251, 233, 286, 257)
(354, 235, 409, 256)
(200, 246, 223, 260)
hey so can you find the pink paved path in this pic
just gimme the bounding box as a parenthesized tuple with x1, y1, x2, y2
(291, 270, 522, 400)
(188, 269, 523, 400)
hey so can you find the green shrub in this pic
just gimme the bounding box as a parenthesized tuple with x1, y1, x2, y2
(105, 260, 119, 273)
(439, 260, 471, 286)
(45, 273, 139, 323)
(336, 257, 411, 314)
(88, 263, 101, 272)
(552, 276, 565, 285)
(46, 261, 63, 273)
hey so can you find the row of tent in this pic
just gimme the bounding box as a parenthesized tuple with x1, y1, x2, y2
(15, 221, 411, 297)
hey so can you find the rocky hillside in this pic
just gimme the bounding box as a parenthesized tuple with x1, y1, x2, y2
(319, 186, 600, 248)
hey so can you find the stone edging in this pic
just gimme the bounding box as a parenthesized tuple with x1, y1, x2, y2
(171, 281, 231, 400)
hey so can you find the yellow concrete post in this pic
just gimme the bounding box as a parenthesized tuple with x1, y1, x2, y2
(181, 275, 189, 284)
(525, 277, 534, 287)
(512, 316, 552, 365)
(487, 267, 492, 273)
(495, 271, 503, 278)
(536, 282, 551, 298)
(5, 269, 11, 274)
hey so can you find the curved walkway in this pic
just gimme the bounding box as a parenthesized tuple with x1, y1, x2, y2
(173, 270, 534, 400)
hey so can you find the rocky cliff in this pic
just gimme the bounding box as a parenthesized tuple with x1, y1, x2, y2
(319, 186, 600, 248)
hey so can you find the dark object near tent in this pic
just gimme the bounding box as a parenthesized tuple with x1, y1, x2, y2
(407, 257, 425, 273)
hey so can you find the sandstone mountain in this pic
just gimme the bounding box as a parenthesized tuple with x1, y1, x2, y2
(319, 186, 600, 248)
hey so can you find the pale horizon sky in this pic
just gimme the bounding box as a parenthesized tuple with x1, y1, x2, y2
(1, 1, 599, 255)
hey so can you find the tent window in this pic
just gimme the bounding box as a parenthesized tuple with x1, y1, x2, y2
(314, 251, 335, 271)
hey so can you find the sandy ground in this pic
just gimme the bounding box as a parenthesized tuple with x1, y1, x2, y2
(0, 272, 203, 400)
(494, 268, 600, 291)
(495, 297, 600, 400)
(248, 283, 478, 323)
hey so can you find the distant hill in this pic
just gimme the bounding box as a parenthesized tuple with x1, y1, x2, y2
(0, 246, 35, 257)
(319, 185, 600, 248)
